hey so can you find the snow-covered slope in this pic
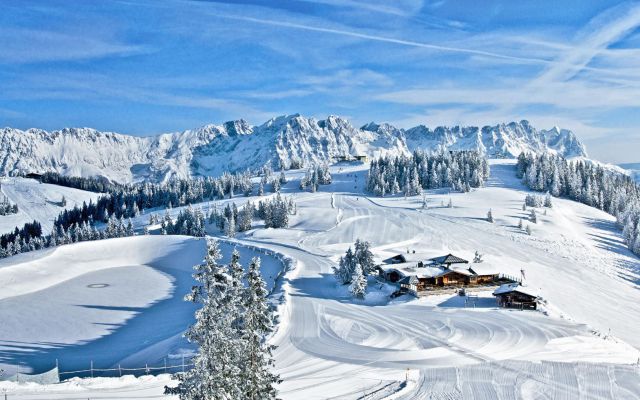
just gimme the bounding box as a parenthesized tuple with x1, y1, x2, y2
(1, 116, 586, 183)
(0, 177, 101, 235)
(1, 161, 639, 399)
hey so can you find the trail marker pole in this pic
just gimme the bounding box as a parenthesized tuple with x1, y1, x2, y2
(164, 358, 167, 374)
(90, 361, 93, 378)
(182, 355, 185, 373)
(118, 364, 122, 377)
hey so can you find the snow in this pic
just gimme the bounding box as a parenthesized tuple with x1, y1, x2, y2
(0, 116, 586, 183)
(0, 235, 286, 377)
(0, 177, 100, 235)
(2, 159, 640, 398)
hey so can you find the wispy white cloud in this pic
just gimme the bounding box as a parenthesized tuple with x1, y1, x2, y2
(532, 2, 640, 85)
(0, 28, 148, 64)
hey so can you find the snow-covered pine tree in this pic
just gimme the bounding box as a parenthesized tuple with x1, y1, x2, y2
(241, 257, 281, 400)
(530, 209, 537, 224)
(473, 251, 483, 263)
(526, 224, 532, 235)
(544, 192, 553, 208)
(354, 239, 375, 275)
(349, 264, 367, 299)
(165, 239, 243, 399)
(487, 209, 494, 223)
(334, 247, 356, 284)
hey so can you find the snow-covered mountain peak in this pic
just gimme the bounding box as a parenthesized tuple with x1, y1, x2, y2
(0, 115, 588, 182)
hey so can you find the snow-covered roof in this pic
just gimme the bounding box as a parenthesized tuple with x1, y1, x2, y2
(428, 253, 469, 265)
(493, 283, 540, 298)
(381, 264, 477, 279)
(468, 263, 500, 276)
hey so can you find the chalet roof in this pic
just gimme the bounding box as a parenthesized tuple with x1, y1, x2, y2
(383, 254, 408, 264)
(468, 263, 500, 276)
(399, 275, 419, 285)
(429, 253, 469, 265)
(493, 283, 539, 298)
(382, 264, 476, 280)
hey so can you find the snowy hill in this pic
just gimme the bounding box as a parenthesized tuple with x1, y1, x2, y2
(1, 116, 586, 183)
(0, 177, 101, 235)
(1, 161, 639, 399)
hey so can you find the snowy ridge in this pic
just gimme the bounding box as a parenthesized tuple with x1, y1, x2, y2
(1, 115, 586, 183)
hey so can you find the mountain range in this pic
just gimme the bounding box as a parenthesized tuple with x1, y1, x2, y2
(0, 114, 587, 183)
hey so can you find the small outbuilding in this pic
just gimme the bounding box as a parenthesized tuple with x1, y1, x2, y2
(493, 283, 539, 310)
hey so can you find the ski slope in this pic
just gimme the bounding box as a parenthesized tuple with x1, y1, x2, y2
(1, 160, 640, 399)
(0, 177, 101, 235)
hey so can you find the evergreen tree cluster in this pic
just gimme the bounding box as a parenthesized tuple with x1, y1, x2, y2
(0, 220, 42, 257)
(166, 240, 280, 399)
(256, 194, 296, 229)
(0, 193, 18, 216)
(333, 239, 375, 299)
(37, 172, 122, 193)
(516, 152, 640, 256)
(366, 150, 489, 197)
(162, 206, 207, 237)
(299, 164, 332, 192)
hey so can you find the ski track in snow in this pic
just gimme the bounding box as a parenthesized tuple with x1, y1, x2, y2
(1, 161, 640, 399)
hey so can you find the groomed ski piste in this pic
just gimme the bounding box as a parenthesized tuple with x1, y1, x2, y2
(1, 160, 639, 399)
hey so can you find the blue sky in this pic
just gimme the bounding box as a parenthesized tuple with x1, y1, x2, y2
(1, 0, 639, 163)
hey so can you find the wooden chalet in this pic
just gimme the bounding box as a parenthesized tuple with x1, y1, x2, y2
(493, 283, 539, 310)
(380, 253, 520, 297)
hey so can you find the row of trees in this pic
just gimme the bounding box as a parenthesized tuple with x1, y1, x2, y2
(0, 217, 138, 258)
(516, 152, 640, 256)
(37, 171, 122, 193)
(333, 239, 375, 299)
(0, 196, 18, 216)
(366, 150, 490, 197)
(299, 164, 332, 192)
(166, 240, 280, 399)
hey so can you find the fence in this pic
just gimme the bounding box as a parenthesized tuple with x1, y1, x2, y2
(1, 356, 195, 385)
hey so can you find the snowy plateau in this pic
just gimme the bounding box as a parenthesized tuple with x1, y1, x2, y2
(0, 115, 586, 183)
(0, 120, 639, 400)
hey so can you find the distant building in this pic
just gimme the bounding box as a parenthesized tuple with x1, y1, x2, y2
(493, 283, 539, 310)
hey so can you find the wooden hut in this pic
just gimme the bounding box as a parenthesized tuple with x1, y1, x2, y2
(493, 283, 539, 310)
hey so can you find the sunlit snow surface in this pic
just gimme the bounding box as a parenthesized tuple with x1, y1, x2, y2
(1, 160, 639, 399)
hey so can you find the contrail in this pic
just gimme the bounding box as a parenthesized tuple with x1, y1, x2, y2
(218, 14, 551, 65)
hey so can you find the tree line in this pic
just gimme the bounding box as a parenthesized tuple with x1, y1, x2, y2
(366, 150, 490, 196)
(516, 152, 640, 256)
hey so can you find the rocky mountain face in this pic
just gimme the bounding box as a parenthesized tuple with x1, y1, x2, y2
(0, 114, 587, 183)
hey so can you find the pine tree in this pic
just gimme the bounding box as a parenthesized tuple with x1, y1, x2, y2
(354, 239, 375, 275)
(334, 247, 356, 284)
(487, 209, 494, 223)
(241, 257, 281, 400)
(518, 218, 523, 229)
(526, 224, 532, 236)
(166, 240, 243, 399)
(530, 209, 537, 224)
(349, 264, 367, 299)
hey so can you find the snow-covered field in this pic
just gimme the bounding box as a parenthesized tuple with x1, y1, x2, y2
(0, 177, 100, 235)
(1, 160, 640, 399)
(0, 236, 285, 377)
